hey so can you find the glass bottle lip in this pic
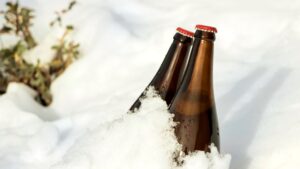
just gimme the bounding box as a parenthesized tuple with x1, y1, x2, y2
(174, 33, 193, 43)
(194, 30, 216, 41)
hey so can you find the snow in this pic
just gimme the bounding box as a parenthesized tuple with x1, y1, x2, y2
(1, 0, 300, 168)
(0, 85, 230, 169)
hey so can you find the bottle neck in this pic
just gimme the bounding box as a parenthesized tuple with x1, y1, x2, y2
(150, 33, 192, 102)
(191, 31, 214, 91)
(178, 30, 215, 103)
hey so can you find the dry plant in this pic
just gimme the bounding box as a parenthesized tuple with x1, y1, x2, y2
(0, 1, 79, 106)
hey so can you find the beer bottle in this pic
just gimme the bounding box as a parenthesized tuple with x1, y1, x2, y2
(129, 27, 194, 112)
(169, 25, 220, 152)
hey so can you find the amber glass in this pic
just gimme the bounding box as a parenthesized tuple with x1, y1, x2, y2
(129, 33, 193, 112)
(169, 30, 220, 152)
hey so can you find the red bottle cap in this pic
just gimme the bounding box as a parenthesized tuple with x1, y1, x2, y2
(176, 27, 194, 38)
(195, 24, 217, 33)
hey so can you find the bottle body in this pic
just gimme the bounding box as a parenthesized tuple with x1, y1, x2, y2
(129, 29, 193, 112)
(169, 27, 220, 152)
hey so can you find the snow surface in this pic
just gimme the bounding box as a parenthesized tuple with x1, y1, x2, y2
(1, 0, 300, 168)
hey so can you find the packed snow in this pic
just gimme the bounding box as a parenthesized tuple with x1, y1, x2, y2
(1, 0, 300, 169)
(0, 85, 231, 169)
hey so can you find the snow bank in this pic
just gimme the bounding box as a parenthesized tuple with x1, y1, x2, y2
(0, 85, 230, 169)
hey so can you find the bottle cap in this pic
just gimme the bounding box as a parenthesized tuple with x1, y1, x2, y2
(176, 27, 194, 38)
(195, 24, 217, 33)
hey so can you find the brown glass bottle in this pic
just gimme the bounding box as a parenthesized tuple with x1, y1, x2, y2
(129, 28, 194, 112)
(169, 25, 220, 153)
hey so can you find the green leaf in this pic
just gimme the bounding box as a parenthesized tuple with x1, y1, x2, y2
(66, 25, 74, 30)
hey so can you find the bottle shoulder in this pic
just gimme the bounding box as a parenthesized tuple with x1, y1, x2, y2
(170, 89, 216, 116)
